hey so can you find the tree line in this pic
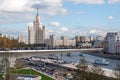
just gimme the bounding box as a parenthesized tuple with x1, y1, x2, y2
(0, 34, 25, 49)
(74, 57, 120, 80)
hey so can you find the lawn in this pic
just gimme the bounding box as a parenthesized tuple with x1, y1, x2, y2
(9, 69, 54, 80)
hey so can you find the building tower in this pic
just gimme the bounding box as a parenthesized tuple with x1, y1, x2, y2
(28, 8, 46, 46)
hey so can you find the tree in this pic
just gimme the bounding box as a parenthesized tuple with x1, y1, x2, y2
(19, 42, 26, 47)
(74, 57, 89, 80)
(1, 52, 10, 69)
(77, 57, 88, 71)
(74, 57, 106, 80)
(0, 52, 11, 80)
(114, 64, 120, 80)
(90, 64, 105, 80)
(14, 60, 25, 69)
(0, 33, 2, 37)
(91, 64, 104, 75)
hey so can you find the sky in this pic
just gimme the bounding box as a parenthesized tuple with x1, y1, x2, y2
(0, 0, 120, 39)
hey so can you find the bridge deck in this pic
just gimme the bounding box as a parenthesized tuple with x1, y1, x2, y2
(0, 48, 103, 53)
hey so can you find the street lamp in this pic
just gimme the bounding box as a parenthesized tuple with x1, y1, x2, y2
(60, 52, 63, 80)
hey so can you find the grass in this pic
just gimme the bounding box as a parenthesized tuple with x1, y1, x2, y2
(9, 69, 54, 80)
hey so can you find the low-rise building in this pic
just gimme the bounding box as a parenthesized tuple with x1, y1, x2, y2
(45, 35, 76, 47)
(96, 36, 104, 41)
(75, 36, 80, 42)
(85, 37, 90, 42)
(77, 42, 92, 48)
(94, 41, 104, 48)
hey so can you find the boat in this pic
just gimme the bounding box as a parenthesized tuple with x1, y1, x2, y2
(47, 54, 59, 60)
(94, 58, 109, 65)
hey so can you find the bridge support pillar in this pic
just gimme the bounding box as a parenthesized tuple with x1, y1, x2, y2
(9, 57, 16, 67)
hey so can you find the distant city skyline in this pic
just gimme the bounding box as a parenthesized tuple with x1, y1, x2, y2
(0, 0, 120, 38)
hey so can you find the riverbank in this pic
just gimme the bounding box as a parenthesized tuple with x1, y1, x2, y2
(84, 51, 120, 60)
(40, 57, 116, 78)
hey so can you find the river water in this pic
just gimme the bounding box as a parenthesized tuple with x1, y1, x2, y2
(42, 52, 120, 70)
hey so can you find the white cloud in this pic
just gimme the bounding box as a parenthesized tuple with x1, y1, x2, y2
(0, 0, 67, 19)
(56, 31, 61, 34)
(108, 16, 113, 20)
(0, 0, 68, 25)
(89, 29, 106, 36)
(108, 0, 120, 4)
(65, 0, 105, 4)
(90, 29, 97, 34)
(48, 29, 53, 33)
(28, 22, 33, 26)
(0, 0, 32, 12)
(0, 27, 28, 38)
(32, 0, 67, 16)
(59, 27, 69, 32)
(0, 11, 33, 24)
(49, 22, 60, 27)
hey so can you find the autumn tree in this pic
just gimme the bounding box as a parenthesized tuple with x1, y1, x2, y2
(0, 36, 21, 48)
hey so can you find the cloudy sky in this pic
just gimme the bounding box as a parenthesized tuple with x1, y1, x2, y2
(0, 0, 120, 38)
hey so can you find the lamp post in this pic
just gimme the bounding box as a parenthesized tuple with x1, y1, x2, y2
(60, 52, 63, 80)
(3, 50, 7, 80)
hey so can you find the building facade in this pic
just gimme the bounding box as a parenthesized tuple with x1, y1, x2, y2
(104, 32, 120, 55)
(46, 35, 76, 47)
(28, 9, 46, 45)
(18, 35, 26, 43)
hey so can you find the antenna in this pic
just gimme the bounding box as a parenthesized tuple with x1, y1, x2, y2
(37, 8, 39, 16)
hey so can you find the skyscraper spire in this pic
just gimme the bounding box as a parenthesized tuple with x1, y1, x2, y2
(37, 8, 39, 16)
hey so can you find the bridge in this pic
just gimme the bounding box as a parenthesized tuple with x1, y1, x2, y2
(0, 48, 103, 67)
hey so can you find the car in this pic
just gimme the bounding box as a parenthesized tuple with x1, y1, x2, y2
(68, 68, 75, 71)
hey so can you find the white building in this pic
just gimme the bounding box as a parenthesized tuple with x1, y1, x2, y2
(96, 36, 104, 41)
(85, 37, 91, 42)
(28, 9, 46, 45)
(45, 35, 76, 47)
(18, 35, 25, 43)
(78, 42, 92, 48)
(104, 32, 120, 55)
(75, 36, 86, 42)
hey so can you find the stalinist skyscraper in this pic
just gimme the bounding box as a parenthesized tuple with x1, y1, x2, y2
(28, 8, 46, 46)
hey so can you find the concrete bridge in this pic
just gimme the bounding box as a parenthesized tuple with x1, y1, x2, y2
(0, 48, 103, 67)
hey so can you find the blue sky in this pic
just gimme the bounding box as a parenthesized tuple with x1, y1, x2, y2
(0, 0, 120, 38)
